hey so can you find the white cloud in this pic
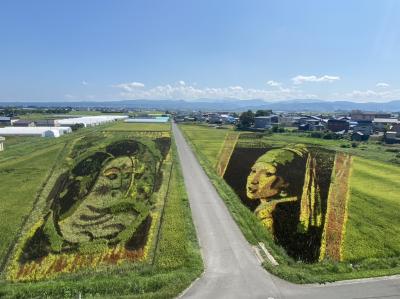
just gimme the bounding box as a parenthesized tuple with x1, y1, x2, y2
(82, 80, 88, 86)
(267, 80, 281, 87)
(112, 81, 145, 92)
(292, 75, 340, 85)
(376, 82, 390, 88)
(111, 79, 398, 103)
(113, 81, 316, 101)
(341, 88, 400, 102)
(178, 80, 186, 86)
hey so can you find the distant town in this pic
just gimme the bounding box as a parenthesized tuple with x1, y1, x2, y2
(1, 105, 400, 153)
(172, 109, 400, 145)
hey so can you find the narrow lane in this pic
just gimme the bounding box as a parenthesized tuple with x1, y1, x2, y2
(172, 123, 400, 299)
(173, 123, 281, 299)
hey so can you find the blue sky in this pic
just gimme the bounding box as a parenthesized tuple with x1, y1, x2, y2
(0, 0, 399, 102)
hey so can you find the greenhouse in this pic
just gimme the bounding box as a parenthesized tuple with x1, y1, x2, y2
(0, 127, 72, 138)
(56, 115, 128, 127)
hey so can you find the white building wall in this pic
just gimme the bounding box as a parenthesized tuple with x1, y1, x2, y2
(0, 127, 72, 138)
(57, 115, 128, 127)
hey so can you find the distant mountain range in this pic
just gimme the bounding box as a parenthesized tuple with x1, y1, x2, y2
(1, 99, 400, 112)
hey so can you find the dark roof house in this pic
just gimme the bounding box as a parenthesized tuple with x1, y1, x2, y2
(35, 119, 57, 127)
(12, 120, 35, 127)
(327, 119, 349, 132)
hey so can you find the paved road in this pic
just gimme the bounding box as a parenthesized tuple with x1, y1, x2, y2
(172, 123, 400, 299)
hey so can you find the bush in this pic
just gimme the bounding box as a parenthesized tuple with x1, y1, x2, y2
(385, 148, 400, 153)
(310, 132, 323, 138)
(71, 123, 85, 131)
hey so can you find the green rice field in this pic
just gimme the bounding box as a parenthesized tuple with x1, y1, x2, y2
(179, 124, 236, 166)
(0, 145, 64, 264)
(342, 157, 400, 262)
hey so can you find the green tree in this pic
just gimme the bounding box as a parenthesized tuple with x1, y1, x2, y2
(238, 110, 255, 128)
(255, 109, 272, 117)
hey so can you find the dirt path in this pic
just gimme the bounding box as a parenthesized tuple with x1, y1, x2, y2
(320, 153, 353, 261)
(215, 132, 239, 177)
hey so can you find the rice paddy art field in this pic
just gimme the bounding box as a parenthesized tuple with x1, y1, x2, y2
(8, 137, 169, 281)
(180, 124, 400, 282)
(0, 123, 202, 298)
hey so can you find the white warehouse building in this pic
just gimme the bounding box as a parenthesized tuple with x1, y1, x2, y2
(0, 136, 4, 151)
(56, 115, 128, 127)
(0, 127, 72, 138)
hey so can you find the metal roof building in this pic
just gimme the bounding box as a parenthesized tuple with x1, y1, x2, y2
(56, 115, 128, 127)
(0, 127, 72, 138)
(124, 116, 169, 123)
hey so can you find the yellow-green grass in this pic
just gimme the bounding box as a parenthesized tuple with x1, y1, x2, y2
(155, 150, 202, 270)
(0, 126, 106, 165)
(179, 124, 237, 166)
(0, 137, 61, 164)
(0, 146, 64, 264)
(342, 157, 400, 262)
(104, 121, 171, 132)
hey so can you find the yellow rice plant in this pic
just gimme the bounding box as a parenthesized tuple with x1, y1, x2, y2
(298, 154, 312, 232)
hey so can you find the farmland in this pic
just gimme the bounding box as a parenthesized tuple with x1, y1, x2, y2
(179, 124, 400, 282)
(0, 121, 202, 298)
(179, 124, 238, 167)
(104, 121, 171, 132)
(0, 145, 65, 266)
(342, 157, 400, 261)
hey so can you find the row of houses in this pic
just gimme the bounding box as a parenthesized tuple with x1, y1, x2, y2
(297, 117, 399, 132)
(239, 110, 399, 142)
(292, 111, 400, 142)
(174, 112, 238, 124)
(385, 124, 400, 143)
